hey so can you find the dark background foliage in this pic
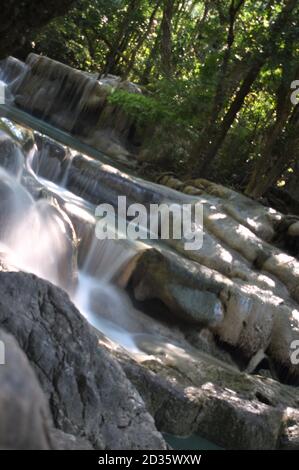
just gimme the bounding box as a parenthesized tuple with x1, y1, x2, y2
(2, 0, 299, 202)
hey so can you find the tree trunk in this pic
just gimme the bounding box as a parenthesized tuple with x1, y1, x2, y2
(193, 58, 264, 175)
(123, 0, 162, 79)
(102, 0, 141, 76)
(245, 102, 299, 199)
(141, 28, 161, 84)
(209, 0, 245, 125)
(191, 0, 299, 177)
(161, 0, 175, 79)
(245, 43, 299, 198)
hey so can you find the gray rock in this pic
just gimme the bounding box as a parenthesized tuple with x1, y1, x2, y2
(132, 249, 224, 326)
(288, 221, 299, 237)
(0, 271, 166, 450)
(105, 339, 299, 450)
(0, 329, 52, 449)
(50, 429, 94, 450)
(0, 132, 24, 177)
(280, 408, 299, 450)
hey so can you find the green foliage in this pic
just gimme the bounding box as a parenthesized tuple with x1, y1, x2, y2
(108, 90, 178, 126)
(23, 0, 299, 193)
(108, 83, 198, 172)
(108, 78, 203, 128)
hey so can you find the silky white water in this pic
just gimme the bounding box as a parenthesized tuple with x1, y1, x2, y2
(0, 131, 146, 351)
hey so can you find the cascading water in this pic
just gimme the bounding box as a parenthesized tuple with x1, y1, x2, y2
(0, 119, 150, 351)
(0, 57, 29, 109)
(0, 54, 191, 354)
(0, 130, 24, 179)
(0, 165, 75, 289)
(6, 199, 75, 290)
(75, 230, 148, 350)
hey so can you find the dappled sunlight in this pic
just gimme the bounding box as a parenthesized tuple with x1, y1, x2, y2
(209, 212, 227, 221)
(292, 310, 299, 324)
(235, 223, 257, 240)
(256, 274, 276, 289)
(274, 253, 294, 265)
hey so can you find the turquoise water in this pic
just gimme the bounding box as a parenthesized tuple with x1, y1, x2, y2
(164, 434, 222, 451)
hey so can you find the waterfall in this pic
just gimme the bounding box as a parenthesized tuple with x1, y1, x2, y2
(0, 54, 188, 354)
(0, 167, 75, 290)
(0, 53, 143, 168)
(0, 56, 29, 106)
(0, 123, 148, 351)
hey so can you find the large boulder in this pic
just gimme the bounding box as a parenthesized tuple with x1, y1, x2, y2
(0, 327, 91, 450)
(128, 247, 299, 382)
(131, 248, 224, 326)
(0, 271, 166, 450)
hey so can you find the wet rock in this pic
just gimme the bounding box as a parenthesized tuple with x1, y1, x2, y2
(128, 247, 299, 381)
(84, 131, 138, 169)
(0, 132, 24, 177)
(16, 140, 299, 382)
(183, 328, 236, 366)
(0, 118, 34, 153)
(0, 314, 93, 450)
(65, 153, 173, 206)
(159, 176, 280, 241)
(0, 271, 166, 450)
